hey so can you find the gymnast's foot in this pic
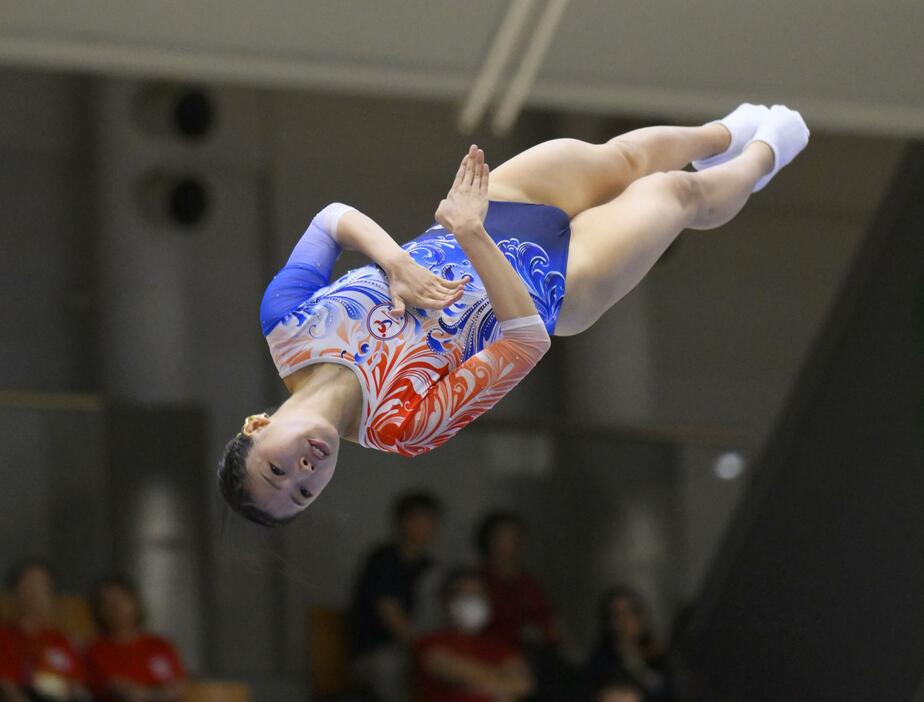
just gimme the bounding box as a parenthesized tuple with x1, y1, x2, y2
(745, 104, 810, 192)
(692, 103, 770, 171)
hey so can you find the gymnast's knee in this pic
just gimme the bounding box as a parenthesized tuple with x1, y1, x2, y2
(604, 138, 648, 183)
(639, 170, 703, 218)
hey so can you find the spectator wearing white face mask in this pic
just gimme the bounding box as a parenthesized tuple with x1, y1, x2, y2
(415, 568, 534, 702)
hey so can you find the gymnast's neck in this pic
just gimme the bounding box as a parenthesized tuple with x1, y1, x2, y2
(282, 362, 363, 442)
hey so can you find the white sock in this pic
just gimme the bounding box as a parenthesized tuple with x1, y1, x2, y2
(745, 104, 810, 192)
(692, 103, 769, 171)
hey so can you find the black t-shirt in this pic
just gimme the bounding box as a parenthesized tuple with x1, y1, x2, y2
(349, 543, 434, 656)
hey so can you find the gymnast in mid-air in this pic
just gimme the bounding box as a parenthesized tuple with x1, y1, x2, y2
(219, 103, 809, 526)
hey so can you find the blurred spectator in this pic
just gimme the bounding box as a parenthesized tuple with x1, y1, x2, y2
(663, 602, 698, 702)
(415, 567, 533, 702)
(475, 512, 560, 649)
(349, 492, 442, 702)
(583, 586, 672, 702)
(476, 512, 576, 701)
(0, 559, 86, 702)
(593, 677, 645, 702)
(84, 575, 186, 702)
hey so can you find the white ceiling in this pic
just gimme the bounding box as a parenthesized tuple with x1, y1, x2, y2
(1, 0, 922, 136)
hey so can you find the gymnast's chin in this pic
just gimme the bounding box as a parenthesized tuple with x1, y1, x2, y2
(217, 407, 340, 527)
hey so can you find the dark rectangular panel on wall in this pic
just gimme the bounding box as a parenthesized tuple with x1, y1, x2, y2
(684, 143, 924, 702)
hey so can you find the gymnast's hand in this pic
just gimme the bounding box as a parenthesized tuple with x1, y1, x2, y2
(383, 253, 466, 319)
(435, 144, 490, 236)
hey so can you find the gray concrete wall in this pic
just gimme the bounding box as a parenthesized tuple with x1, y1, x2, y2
(0, 70, 95, 391)
(0, 404, 110, 592)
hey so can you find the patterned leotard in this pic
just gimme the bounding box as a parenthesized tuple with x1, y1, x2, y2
(261, 202, 570, 456)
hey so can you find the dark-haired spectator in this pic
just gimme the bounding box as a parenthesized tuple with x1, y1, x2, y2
(476, 512, 576, 700)
(583, 587, 672, 702)
(475, 512, 560, 649)
(0, 559, 86, 702)
(84, 576, 186, 702)
(415, 568, 533, 702)
(350, 492, 443, 702)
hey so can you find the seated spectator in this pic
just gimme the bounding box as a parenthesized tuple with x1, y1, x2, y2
(0, 558, 86, 702)
(415, 568, 533, 702)
(349, 492, 442, 702)
(583, 586, 672, 702)
(84, 575, 186, 702)
(593, 677, 645, 702)
(475, 512, 560, 650)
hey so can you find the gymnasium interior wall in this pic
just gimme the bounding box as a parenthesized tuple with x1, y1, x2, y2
(0, 66, 906, 687)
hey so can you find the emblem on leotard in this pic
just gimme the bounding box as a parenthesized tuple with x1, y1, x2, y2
(366, 303, 409, 340)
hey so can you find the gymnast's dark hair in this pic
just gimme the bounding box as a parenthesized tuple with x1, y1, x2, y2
(218, 425, 294, 528)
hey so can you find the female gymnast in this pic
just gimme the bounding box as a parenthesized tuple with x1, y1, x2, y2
(219, 103, 809, 526)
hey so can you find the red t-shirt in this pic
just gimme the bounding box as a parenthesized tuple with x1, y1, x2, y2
(85, 634, 186, 698)
(0, 625, 85, 688)
(415, 629, 518, 702)
(480, 567, 557, 646)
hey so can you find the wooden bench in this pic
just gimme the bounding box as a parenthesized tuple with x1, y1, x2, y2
(183, 681, 251, 702)
(307, 606, 351, 699)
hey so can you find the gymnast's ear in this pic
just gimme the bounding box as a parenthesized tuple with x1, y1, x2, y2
(242, 413, 271, 436)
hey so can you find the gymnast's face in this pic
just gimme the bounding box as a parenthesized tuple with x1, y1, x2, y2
(242, 412, 339, 520)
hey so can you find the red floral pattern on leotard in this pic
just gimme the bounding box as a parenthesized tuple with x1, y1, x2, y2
(388, 320, 549, 453)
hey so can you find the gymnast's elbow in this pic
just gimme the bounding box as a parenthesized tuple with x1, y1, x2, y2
(522, 322, 553, 360)
(509, 332, 552, 367)
(526, 336, 552, 364)
(499, 315, 552, 360)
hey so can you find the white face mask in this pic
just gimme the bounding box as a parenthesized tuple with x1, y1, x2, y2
(449, 595, 491, 633)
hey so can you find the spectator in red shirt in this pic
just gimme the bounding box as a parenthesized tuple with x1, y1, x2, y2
(415, 567, 533, 702)
(0, 558, 86, 702)
(84, 576, 186, 702)
(475, 512, 560, 650)
(476, 513, 578, 701)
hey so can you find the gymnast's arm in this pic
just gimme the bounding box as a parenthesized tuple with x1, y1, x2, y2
(333, 208, 405, 273)
(286, 203, 411, 276)
(335, 209, 465, 315)
(393, 147, 550, 454)
(435, 145, 538, 323)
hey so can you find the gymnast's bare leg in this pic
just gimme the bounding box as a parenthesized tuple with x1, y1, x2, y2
(487, 103, 809, 335)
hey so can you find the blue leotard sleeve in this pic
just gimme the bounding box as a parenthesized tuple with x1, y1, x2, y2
(259, 203, 354, 335)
